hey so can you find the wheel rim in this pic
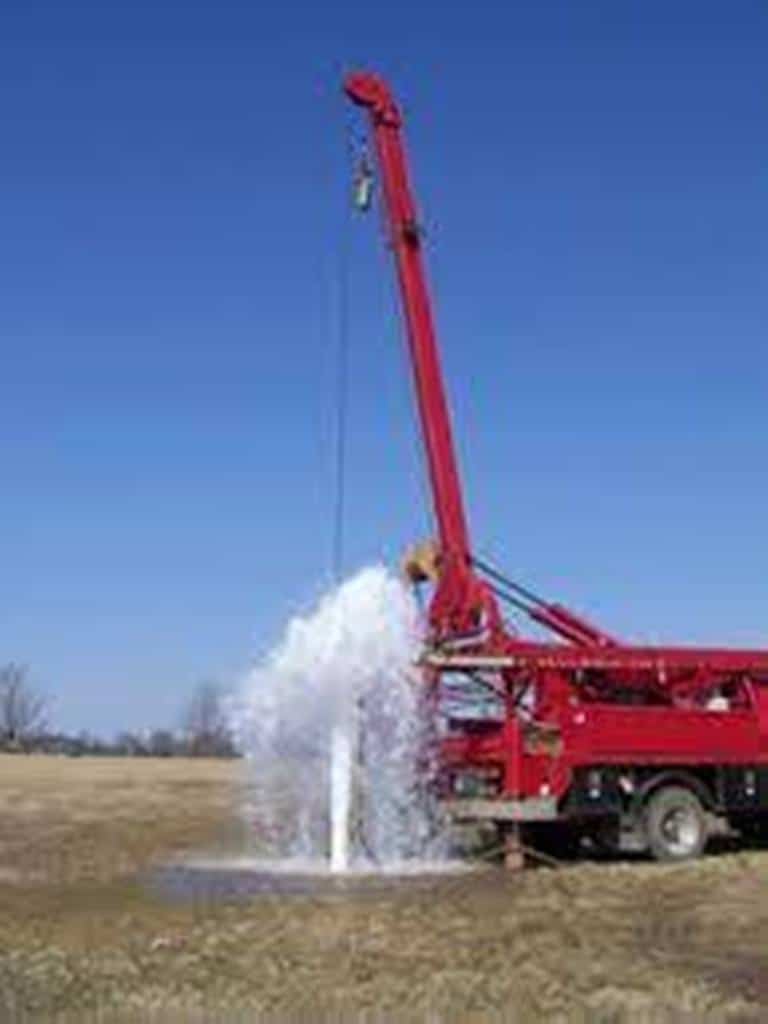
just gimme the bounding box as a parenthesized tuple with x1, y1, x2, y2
(659, 806, 700, 856)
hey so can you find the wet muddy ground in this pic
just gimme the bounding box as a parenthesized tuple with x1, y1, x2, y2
(0, 755, 765, 1022)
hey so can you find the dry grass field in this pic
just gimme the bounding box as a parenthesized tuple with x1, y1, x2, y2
(0, 754, 766, 1023)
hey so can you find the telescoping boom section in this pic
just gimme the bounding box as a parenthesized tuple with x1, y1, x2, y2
(345, 70, 768, 861)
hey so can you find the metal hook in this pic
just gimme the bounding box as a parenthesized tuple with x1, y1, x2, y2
(353, 149, 374, 212)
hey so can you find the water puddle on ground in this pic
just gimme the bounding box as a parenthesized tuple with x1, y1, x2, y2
(149, 856, 477, 902)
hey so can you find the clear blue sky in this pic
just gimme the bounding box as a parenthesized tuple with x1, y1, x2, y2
(2, 1, 766, 735)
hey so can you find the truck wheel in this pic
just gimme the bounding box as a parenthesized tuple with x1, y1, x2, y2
(644, 785, 708, 862)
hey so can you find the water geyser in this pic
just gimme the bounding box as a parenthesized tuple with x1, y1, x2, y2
(232, 566, 443, 872)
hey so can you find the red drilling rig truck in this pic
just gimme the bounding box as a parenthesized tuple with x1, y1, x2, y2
(344, 71, 768, 865)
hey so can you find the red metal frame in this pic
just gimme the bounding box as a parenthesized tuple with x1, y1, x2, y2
(345, 70, 768, 805)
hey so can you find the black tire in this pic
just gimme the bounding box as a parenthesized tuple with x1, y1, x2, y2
(644, 785, 708, 862)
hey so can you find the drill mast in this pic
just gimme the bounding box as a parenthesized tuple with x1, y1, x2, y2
(345, 74, 472, 602)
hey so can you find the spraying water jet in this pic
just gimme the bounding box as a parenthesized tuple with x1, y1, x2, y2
(233, 566, 448, 875)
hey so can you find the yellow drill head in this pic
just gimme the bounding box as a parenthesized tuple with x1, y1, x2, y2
(402, 539, 442, 584)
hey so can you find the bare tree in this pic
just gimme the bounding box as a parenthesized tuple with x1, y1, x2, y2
(114, 731, 146, 757)
(0, 663, 48, 751)
(181, 680, 236, 758)
(147, 729, 177, 758)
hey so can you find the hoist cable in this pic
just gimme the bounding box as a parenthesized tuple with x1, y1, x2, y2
(331, 102, 433, 585)
(330, 115, 357, 584)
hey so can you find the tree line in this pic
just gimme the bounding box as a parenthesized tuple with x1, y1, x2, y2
(0, 663, 239, 758)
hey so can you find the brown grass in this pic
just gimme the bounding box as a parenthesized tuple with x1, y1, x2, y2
(0, 754, 766, 1022)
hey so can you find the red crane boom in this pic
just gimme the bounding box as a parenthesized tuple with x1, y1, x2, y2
(345, 74, 473, 619)
(346, 71, 618, 647)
